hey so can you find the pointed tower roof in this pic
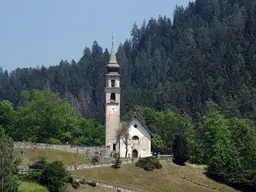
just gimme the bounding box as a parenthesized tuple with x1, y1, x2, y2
(109, 38, 118, 64)
(107, 37, 119, 73)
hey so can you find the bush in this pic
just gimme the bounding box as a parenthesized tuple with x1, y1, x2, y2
(135, 156, 162, 171)
(66, 175, 73, 184)
(112, 153, 122, 169)
(29, 157, 47, 170)
(48, 138, 62, 144)
(155, 161, 163, 169)
(86, 181, 97, 187)
(19, 171, 42, 183)
(71, 180, 80, 189)
(91, 155, 100, 165)
(79, 179, 86, 184)
(39, 161, 68, 192)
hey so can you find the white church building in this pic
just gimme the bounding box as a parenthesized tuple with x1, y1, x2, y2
(119, 117, 152, 158)
(104, 39, 152, 158)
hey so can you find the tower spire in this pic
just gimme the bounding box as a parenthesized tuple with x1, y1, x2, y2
(109, 36, 117, 64)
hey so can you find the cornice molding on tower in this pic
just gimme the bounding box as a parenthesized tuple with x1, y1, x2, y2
(105, 87, 121, 93)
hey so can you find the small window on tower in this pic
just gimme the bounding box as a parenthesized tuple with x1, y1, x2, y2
(111, 80, 115, 87)
(110, 93, 116, 101)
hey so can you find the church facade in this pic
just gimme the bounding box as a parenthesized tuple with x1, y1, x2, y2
(119, 117, 151, 158)
(105, 39, 151, 158)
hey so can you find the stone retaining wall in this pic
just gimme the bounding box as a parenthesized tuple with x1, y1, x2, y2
(14, 141, 110, 158)
(66, 158, 137, 171)
(18, 158, 138, 172)
(75, 178, 148, 192)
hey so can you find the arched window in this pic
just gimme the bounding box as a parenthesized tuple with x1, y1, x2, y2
(110, 93, 116, 101)
(132, 136, 139, 141)
(111, 80, 115, 87)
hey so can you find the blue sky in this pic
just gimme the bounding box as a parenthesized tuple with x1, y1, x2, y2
(0, 0, 192, 72)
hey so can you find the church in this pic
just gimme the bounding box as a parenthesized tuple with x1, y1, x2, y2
(105, 39, 152, 158)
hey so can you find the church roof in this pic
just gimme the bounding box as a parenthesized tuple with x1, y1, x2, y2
(126, 113, 153, 136)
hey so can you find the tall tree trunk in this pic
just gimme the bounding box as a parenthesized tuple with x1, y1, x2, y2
(125, 144, 128, 158)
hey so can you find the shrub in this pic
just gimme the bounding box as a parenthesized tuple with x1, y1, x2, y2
(86, 181, 97, 187)
(91, 155, 100, 165)
(39, 161, 68, 192)
(135, 156, 162, 171)
(29, 157, 47, 170)
(19, 171, 42, 183)
(71, 180, 80, 189)
(48, 138, 62, 144)
(66, 175, 73, 184)
(155, 161, 163, 169)
(112, 153, 122, 169)
(79, 179, 86, 184)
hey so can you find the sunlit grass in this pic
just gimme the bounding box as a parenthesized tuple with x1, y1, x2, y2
(14, 148, 90, 166)
(18, 181, 48, 192)
(72, 162, 238, 192)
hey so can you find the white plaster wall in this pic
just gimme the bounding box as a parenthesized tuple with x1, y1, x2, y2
(119, 118, 151, 158)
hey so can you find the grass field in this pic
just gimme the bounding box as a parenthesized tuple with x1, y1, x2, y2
(18, 181, 113, 192)
(67, 183, 116, 192)
(14, 148, 90, 166)
(72, 162, 239, 192)
(18, 181, 48, 192)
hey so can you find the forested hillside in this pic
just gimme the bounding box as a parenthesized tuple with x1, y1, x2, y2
(1, 0, 256, 190)
(1, 0, 256, 124)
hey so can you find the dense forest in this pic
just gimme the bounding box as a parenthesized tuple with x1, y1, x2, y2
(0, 0, 255, 124)
(1, 0, 256, 190)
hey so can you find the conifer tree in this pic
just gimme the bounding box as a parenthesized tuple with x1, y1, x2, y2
(172, 134, 190, 165)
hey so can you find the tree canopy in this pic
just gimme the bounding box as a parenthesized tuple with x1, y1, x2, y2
(0, 89, 104, 146)
(0, 0, 256, 190)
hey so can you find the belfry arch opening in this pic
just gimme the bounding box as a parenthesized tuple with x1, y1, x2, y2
(111, 80, 115, 87)
(110, 93, 116, 101)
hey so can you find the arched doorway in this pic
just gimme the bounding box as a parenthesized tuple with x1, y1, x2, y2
(132, 149, 138, 158)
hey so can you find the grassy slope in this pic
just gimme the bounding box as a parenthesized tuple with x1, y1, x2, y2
(72, 162, 239, 192)
(14, 148, 90, 166)
(18, 182, 113, 192)
(18, 182, 48, 192)
(67, 183, 116, 192)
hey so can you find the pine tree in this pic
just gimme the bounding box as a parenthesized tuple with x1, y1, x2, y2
(172, 134, 190, 165)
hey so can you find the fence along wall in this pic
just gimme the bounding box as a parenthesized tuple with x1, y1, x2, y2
(14, 142, 110, 158)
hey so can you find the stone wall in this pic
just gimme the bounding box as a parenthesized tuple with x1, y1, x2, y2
(18, 158, 138, 173)
(66, 158, 138, 171)
(14, 142, 110, 159)
(76, 178, 148, 192)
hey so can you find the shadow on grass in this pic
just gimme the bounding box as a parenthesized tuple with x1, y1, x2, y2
(172, 159, 186, 166)
(173, 160, 255, 192)
(204, 171, 255, 192)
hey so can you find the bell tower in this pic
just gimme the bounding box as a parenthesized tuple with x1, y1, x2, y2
(105, 38, 121, 152)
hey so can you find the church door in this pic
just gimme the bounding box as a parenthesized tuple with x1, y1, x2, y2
(132, 149, 138, 158)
